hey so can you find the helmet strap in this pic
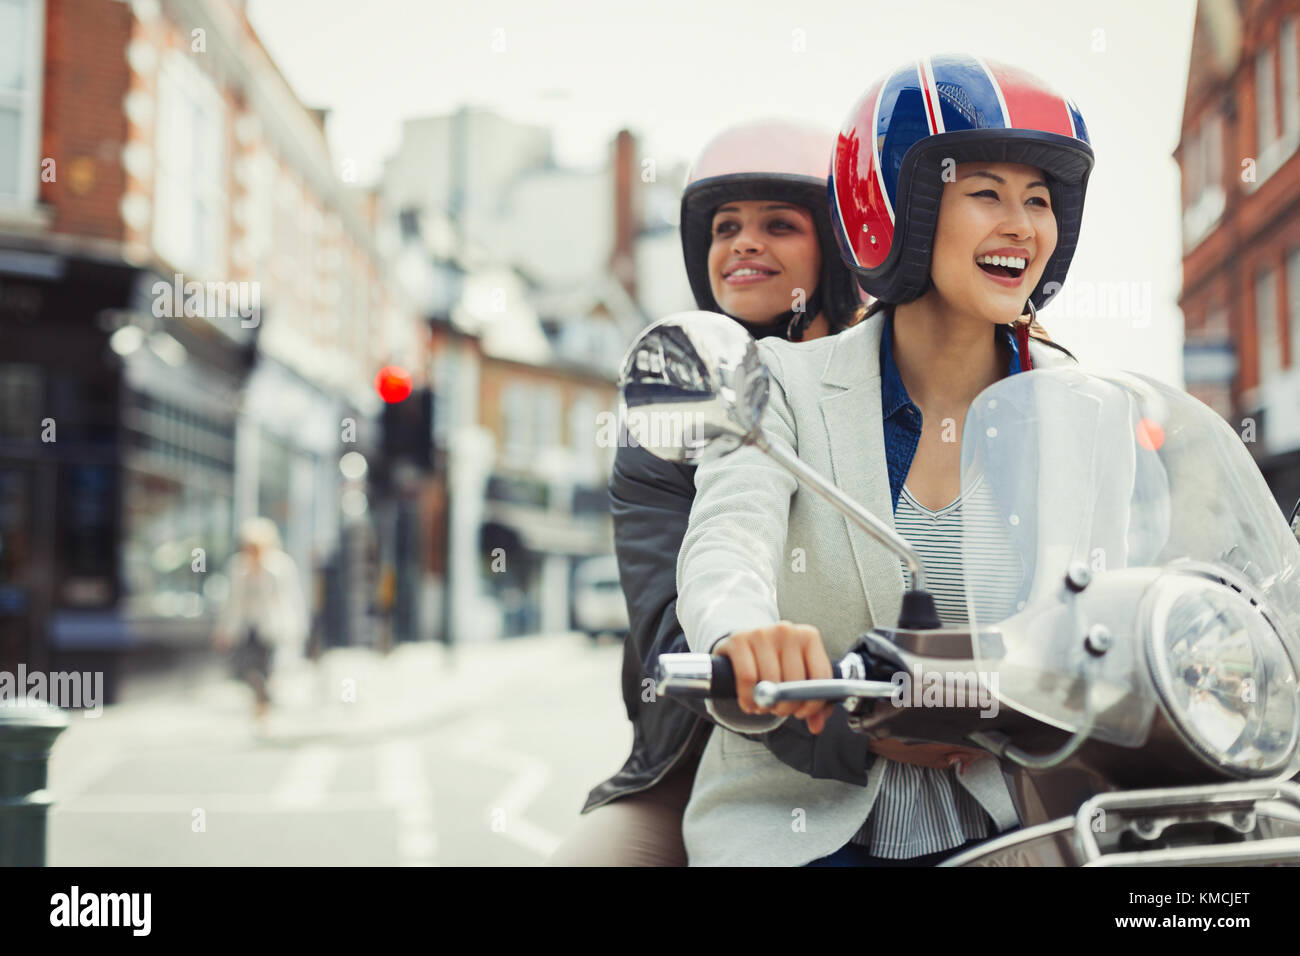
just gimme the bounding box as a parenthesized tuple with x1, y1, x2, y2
(728, 312, 789, 340)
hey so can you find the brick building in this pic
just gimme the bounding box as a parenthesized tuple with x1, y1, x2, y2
(1177, 0, 1300, 511)
(0, 0, 423, 694)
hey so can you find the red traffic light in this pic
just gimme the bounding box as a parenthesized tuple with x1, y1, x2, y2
(375, 365, 413, 404)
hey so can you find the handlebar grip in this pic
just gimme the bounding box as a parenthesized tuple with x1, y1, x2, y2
(709, 655, 737, 699)
(656, 652, 850, 700)
(707, 656, 850, 698)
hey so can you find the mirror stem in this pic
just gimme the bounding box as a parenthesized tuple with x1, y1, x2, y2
(752, 433, 927, 593)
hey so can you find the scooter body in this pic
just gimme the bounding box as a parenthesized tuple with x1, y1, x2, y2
(623, 312, 1300, 866)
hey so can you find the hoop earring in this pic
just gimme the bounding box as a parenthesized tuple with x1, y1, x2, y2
(787, 312, 809, 341)
(1022, 298, 1038, 327)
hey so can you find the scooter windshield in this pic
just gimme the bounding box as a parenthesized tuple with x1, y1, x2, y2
(960, 367, 1300, 743)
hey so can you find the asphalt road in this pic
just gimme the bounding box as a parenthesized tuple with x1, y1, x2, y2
(46, 634, 632, 866)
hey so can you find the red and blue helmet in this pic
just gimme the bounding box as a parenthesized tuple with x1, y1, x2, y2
(830, 54, 1095, 310)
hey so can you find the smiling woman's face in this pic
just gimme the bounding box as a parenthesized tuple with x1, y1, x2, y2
(707, 200, 822, 323)
(928, 161, 1058, 326)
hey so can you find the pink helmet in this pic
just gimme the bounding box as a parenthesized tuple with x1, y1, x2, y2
(680, 119, 863, 339)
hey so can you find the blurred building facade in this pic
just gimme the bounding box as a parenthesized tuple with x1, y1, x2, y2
(1178, 0, 1300, 510)
(424, 316, 618, 641)
(0, 0, 425, 696)
(384, 111, 689, 638)
(0, 0, 701, 684)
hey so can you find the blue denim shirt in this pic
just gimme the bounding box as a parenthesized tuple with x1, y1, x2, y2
(880, 309, 1023, 513)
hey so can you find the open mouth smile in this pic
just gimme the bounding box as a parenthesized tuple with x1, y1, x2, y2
(975, 253, 1028, 287)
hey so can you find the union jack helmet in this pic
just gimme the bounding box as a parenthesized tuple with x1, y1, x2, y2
(830, 54, 1094, 310)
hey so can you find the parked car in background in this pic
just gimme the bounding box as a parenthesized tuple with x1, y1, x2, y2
(572, 555, 629, 641)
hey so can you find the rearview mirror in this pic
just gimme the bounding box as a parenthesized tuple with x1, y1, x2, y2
(617, 311, 768, 464)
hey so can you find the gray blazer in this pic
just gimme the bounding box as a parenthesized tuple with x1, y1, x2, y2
(675, 311, 1077, 866)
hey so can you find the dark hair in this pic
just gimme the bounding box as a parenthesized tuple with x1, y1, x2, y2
(827, 299, 862, 333)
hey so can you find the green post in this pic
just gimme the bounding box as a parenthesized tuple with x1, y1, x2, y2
(0, 699, 69, 866)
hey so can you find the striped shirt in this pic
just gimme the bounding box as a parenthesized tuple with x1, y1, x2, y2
(850, 473, 1021, 858)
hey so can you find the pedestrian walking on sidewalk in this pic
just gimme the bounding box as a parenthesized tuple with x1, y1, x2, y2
(212, 518, 309, 729)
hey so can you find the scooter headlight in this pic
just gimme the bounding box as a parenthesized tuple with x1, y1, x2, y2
(1146, 575, 1300, 776)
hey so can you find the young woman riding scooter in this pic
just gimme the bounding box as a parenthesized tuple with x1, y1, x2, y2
(673, 55, 1093, 866)
(547, 119, 863, 866)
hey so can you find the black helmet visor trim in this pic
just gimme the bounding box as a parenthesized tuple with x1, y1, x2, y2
(842, 128, 1094, 310)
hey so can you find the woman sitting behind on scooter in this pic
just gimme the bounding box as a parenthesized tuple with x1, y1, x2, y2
(547, 119, 864, 866)
(674, 55, 1091, 866)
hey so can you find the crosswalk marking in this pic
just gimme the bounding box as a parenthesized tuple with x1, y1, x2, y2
(52, 793, 382, 813)
(377, 740, 437, 865)
(450, 718, 561, 859)
(270, 745, 340, 809)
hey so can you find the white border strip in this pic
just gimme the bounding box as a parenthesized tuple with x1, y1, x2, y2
(873, 76, 894, 226)
(920, 56, 946, 134)
(972, 54, 1011, 129)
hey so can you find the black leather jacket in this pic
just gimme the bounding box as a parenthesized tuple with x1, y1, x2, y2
(581, 438, 877, 813)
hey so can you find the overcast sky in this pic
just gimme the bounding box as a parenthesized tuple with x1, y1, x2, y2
(247, 0, 1198, 385)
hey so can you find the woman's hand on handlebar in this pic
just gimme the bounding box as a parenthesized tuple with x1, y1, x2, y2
(714, 622, 834, 734)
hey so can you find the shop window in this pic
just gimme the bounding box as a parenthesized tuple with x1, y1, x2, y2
(56, 464, 116, 606)
(257, 430, 293, 534)
(0, 362, 42, 440)
(120, 389, 237, 618)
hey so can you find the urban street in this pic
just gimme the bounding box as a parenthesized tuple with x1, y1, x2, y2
(46, 635, 629, 866)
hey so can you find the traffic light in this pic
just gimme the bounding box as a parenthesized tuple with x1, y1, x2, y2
(380, 386, 434, 471)
(374, 365, 414, 404)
